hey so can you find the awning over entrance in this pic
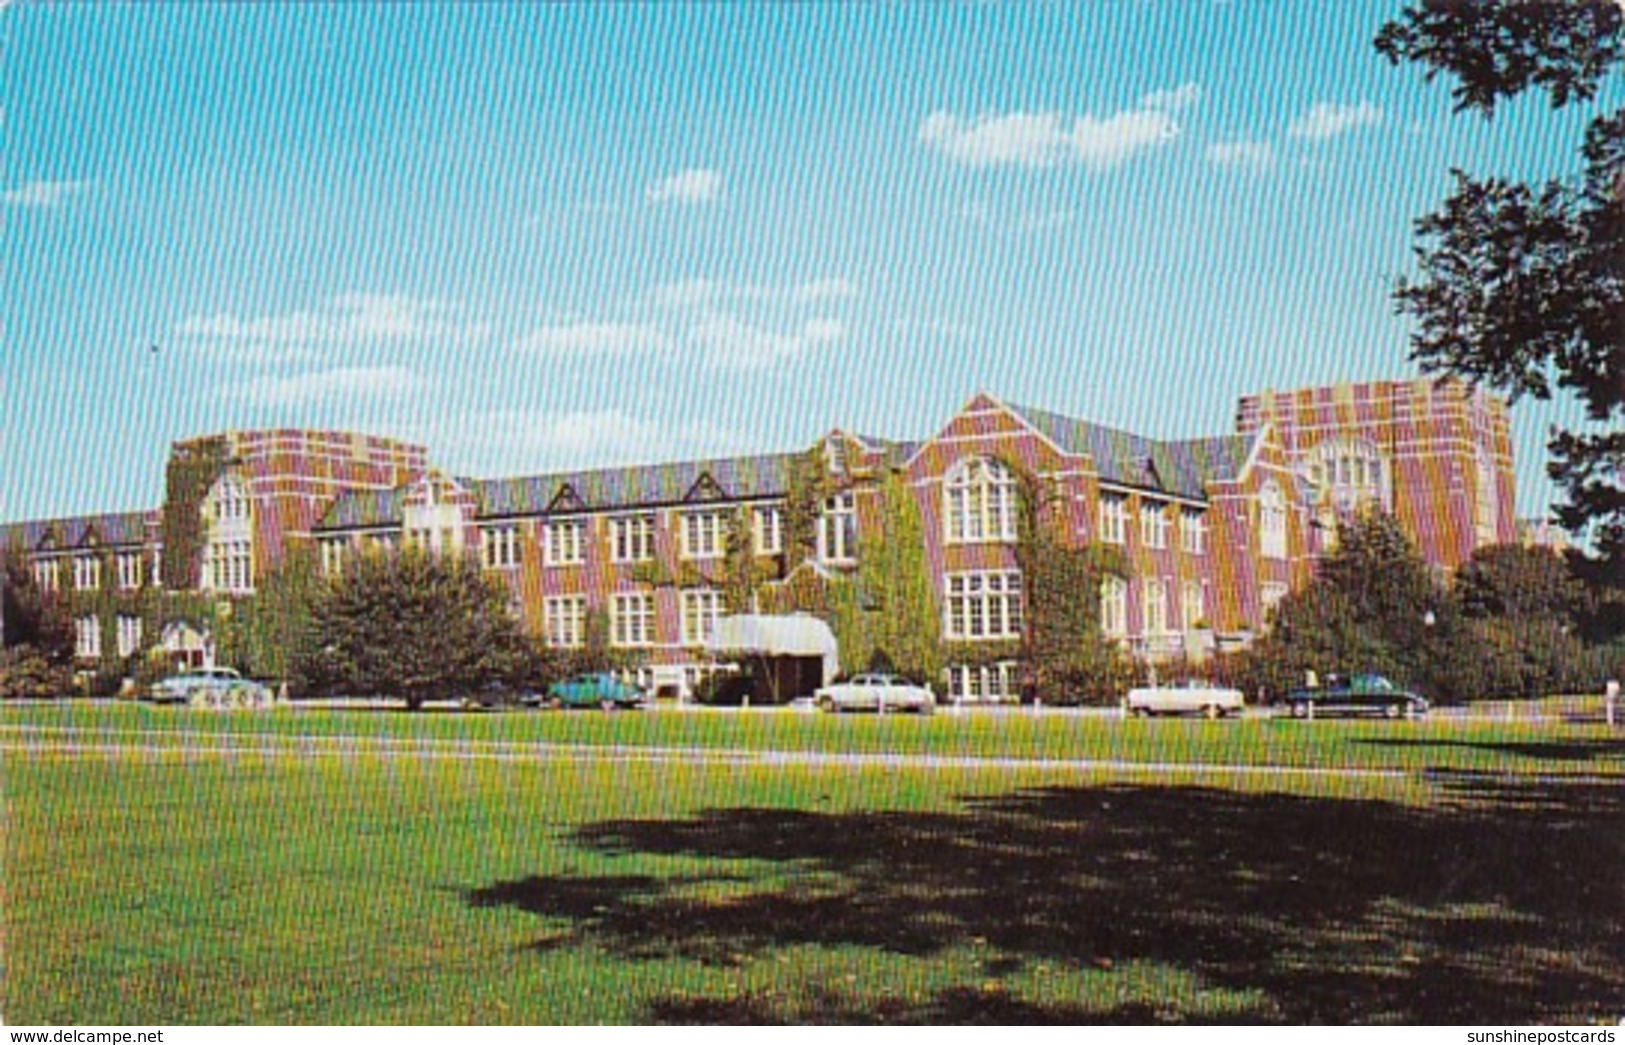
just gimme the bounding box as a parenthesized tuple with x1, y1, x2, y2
(706, 614, 840, 688)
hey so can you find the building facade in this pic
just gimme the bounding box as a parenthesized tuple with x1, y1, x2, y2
(1, 378, 1516, 701)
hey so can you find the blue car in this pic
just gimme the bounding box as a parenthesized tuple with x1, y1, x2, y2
(545, 673, 645, 710)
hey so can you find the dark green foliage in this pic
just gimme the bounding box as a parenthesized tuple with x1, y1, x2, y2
(0, 646, 73, 700)
(296, 549, 536, 709)
(1456, 543, 1584, 622)
(2, 554, 73, 664)
(1010, 465, 1129, 704)
(855, 471, 941, 684)
(235, 544, 323, 683)
(1376, 0, 1625, 568)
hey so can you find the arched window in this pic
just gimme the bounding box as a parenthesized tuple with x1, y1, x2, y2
(201, 476, 254, 593)
(944, 458, 1016, 544)
(1306, 438, 1389, 512)
(1259, 481, 1287, 560)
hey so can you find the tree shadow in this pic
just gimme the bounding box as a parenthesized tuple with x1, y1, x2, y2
(466, 776, 1625, 1024)
(1358, 737, 1625, 764)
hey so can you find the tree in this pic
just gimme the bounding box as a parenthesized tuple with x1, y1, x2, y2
(296, 548, 535, 710)
(236, 544, 324, 685)
(1375, 1, 1624, 567)
(2, 555, 72, 665)
(856, 470, 942, 684)
(1455, 543, 1583, 622)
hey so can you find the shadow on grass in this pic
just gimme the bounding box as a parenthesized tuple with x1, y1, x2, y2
(467, 776, 1625, 1024)
(1358, 737, 1625, 764)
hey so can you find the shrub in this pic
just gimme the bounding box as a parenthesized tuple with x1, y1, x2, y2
(0, 647, 74, 701)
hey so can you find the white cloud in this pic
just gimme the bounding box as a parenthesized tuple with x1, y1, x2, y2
(689, 313, 843, 372)
(646, 168, 722, 204)
(1205, 140, 1277, 171)
(1, 179, 93, 208)
(178, 293, 485, 362)
(648, 277, 859, 308)
(511, 321, 674, 357)
(225, 365, 426, 408)
(920, 102, 1182, 169)
(441, 408, 751, 473)
(1287, 101, 1383, 141)
(1139, 82, 1202, 112)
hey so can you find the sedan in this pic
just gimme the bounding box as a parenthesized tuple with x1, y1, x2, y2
(147, 666, 255, 705)
(1125, 681, 1245, 719)
(545, 673, 645, 710)
(814, 674, 936, 714)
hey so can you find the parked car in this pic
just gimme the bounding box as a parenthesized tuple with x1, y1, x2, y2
(147, 666, 255, 705)
(1125, 680, 1245, 719)
(1282, 673, 1429, 719)
(814, 674, 936, 714)
(545, 673, 645, 710)
(460, 683, 542, 711)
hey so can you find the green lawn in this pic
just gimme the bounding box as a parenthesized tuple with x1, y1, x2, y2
(3, 702, 1622, 1024)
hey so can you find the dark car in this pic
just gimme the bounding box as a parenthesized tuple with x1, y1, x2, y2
(1282, 673, 1429, 719)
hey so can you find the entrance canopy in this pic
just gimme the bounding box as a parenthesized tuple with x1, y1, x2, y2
(706, 614, 840, 687)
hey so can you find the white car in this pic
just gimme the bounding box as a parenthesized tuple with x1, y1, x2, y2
(1125, 681, 1245, 719)
(814, 674, 936, 714)
(147, 666, 260, 705)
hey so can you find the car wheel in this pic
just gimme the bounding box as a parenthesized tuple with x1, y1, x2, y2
(549, 697, 563, 710)
(1204, 704, 1221, 721)
(1290, 703, 1305, 719)
(1384, 702, 1402, 720)
(819, 696, 835, 713)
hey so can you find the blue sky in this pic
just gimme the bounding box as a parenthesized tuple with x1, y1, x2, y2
(1, 2, 1609, 525)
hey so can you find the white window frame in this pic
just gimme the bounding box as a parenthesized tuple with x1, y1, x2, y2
(544, 519, 585, 566)
(117, 615, 143, 658)
(1100, 495, 1128, 545)
(1475, 447, 1497, 547)
(116, 551, 144, 590)
(1181, 581, 1205, 630)
(73, 554, 101, 592)
(1140, 500, 1169, 550)
(1261, 583, 1289, 620)
(542, 596, 586, 649)
(34, 559, 59, 593)
(482, 525, 521, 570)
(320, 538, 347, 578)
(1180, 510, 1207, 555)
(680, 589, 722, 647)
(1143, 578, 1168, 636)
(945, 661, 1018, 703)
(943, 570, 1024, 641)
(944, 458, 1017, 545)
(75, 615, 100, 659)
(610, 592, 655, 648)
(1101, 576, 1127, 638)
(1260, 482, 1287, 561)
(818, 493, 857, 564)
(609, 514, 656, 564)
(680, 511, 725, 561)
(752, 506, 782, 556)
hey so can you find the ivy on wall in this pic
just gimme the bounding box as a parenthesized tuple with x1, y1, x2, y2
(160, 437, 229, 590)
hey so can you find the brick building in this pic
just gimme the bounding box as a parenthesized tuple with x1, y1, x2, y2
(1, 378, 1516, 701)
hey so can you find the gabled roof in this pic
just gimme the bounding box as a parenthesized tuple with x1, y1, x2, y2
(316, 451, 805, 531)
(0, 510, 153, 553)
(1003, 400, 1250, 500)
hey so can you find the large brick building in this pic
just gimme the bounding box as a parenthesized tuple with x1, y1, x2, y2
(1, 377, 1516, 701)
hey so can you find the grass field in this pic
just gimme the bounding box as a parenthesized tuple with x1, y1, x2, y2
(3, 702, 1622, 1024)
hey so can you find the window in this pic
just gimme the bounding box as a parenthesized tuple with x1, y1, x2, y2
(611, 593, 655, 647)
(1261, 583, 1289, 620)
(945, 661, 1018, 703)
(1259, 482, 1287, 561)
(680, 589, 722, 646)
(33, 560, 58, 593)
(944, 458, 1016, 544)
(1181, 581, 1205, 630)
(368, 532, 399, 554)
(73, 554, 101, 592)
(211, 477, 250, 521)
(1179, 510, 1206, 555)
(944, 571, 1024, 640)
(818, 493, 857, 563)
(319, 538, 348, 577)
(207, 540, 253, 593)
(117, 615, 143, 658)
(1143, 578, 1168, 635)
(543, 596, 586, 649)
(609, 515, 655, 563)
(75, 615, 100, 659)
(1099, 494, 1128, 545)
(1100, 576, 1127, 638)
(116, 551, 144, 590)
(1140, 500, 1169, 549)
(481, 525, 521, 569)
(1475, 447, 1498, 547)
(752, 506, 782, 556)
(681, 511, 725, 560)
(544, 520, 584, 566)
(1307, 438, 1389, 512)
